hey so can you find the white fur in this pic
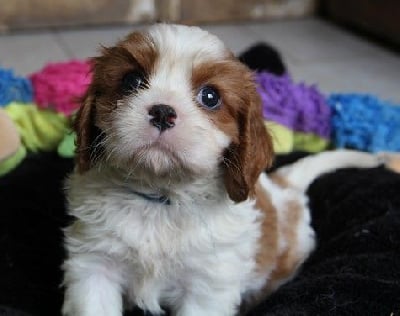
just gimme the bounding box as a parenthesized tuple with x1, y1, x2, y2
(63, 167, 263, 316)
(64, 146, 383, 315)
(148, 24, 228, 67)
(275, 150, 383, 190)
(257, 173, 315, 291)
(63, 165, 320, 316)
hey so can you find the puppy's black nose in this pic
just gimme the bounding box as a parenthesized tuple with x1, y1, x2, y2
(148, 104, 177, 132)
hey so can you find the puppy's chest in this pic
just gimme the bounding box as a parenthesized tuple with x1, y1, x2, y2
(66, 178, 265, 308)
(69, 186, 262, 276)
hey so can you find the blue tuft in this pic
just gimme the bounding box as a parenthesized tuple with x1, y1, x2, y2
(328, 94, 400, 152)
(0, 68, 33, 106)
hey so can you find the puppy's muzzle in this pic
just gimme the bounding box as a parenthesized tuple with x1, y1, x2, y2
(149, 104, 177, 132)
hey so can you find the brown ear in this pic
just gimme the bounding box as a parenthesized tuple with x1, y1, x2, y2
(74, 88, 102, 173)
(223, 89, 273, 202)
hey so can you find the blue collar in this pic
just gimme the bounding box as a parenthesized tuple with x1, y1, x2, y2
(129, 189, 171, 205)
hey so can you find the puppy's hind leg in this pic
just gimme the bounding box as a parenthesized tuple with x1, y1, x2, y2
(379, 152, 400, 173)
(273, 150, 386, 191)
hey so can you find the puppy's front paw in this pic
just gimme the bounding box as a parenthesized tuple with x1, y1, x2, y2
(174, 295, 239, 316)
(62, 255, 124, 316)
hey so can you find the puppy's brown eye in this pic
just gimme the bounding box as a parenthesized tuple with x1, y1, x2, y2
(121, 71, 146, 94)
(196, 86, 221, 110)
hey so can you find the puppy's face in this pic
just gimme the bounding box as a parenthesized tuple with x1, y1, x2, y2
(75, 24, 273, 202)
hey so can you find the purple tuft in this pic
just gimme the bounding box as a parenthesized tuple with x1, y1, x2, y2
(256, 72, 331, 139)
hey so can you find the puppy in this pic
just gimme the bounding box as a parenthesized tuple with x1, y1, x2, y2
(62, 24, 387, 316)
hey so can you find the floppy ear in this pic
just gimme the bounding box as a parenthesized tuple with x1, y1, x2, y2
(223, 88, 273, 203)
(74, 88, 102, 173)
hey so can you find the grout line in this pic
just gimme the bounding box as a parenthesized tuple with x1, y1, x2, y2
(52, 30, 75, 59)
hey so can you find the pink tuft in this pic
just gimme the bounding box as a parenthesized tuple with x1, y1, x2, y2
(30, 60, 92, 116)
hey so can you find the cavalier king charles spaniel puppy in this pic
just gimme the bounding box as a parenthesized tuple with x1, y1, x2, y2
(62, 24, 388, 316)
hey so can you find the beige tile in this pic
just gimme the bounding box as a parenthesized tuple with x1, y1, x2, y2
(202, 23, 262, 55)
(288, 55, 400, 103)
(55, 25, 144, 59)
(246, 18, 391, 63)
(57, 23, 273, 58)
(1, 20, 399, 104)
(0, 32, 68, 75)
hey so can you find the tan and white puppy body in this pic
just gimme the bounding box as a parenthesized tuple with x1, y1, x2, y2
(62, 24, 385, 316)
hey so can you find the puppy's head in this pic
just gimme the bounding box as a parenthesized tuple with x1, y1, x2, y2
(75, 24, 273, 202)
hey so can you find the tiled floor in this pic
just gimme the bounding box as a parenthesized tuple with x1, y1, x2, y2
(1, 18, 399, 102)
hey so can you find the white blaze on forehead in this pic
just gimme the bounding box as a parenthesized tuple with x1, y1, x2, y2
(148, 24, 228, 66)
(146, 24, 228, 97)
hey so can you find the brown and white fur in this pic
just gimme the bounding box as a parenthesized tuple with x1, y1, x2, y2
(62, 24, 391, 316)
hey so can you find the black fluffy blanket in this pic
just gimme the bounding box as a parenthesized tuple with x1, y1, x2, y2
(1, 152, 399, 316)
